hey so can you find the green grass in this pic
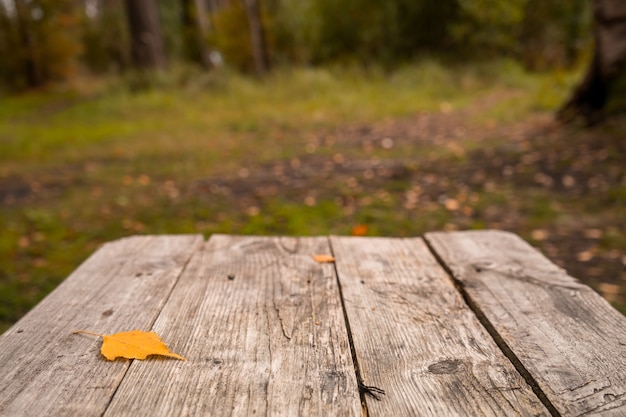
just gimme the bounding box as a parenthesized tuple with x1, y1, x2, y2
(1, 60, 624, 333)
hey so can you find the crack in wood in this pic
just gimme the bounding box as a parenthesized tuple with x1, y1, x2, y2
(272, 283, 293, 340)
(468, 261, 584, 291)
(576, 392, 626, 416)
(560, 379, 596, 393)
(275, 308, 292, 340)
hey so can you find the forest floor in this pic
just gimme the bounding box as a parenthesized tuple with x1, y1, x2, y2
(194, 93, 626, 305)
(1, 64, 625, 332)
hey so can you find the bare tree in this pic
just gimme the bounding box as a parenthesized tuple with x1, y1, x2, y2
(559, 0, 626, 124)
(241, 0, 269, 75)
(124, 0, 166, 70)
(181, 0, 212, 68)
(14, 0, 43, 87)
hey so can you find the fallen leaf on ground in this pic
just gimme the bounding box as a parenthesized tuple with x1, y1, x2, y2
(351, 224, 368, 236)
(313, 254, 335, 263)
(73, 329, 185, 361)
(576, 250, 594, 262)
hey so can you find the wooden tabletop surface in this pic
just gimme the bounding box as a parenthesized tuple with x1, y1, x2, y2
(1, 230, 626, 416)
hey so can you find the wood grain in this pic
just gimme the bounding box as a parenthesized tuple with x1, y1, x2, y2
(103, 235, 362, 417)
(425, 230, 626, 416)
(330, 236, 548, 416)
(0, 235, 203, 417)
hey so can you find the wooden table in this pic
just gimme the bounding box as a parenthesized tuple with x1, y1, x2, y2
(1, 231, 626, 416)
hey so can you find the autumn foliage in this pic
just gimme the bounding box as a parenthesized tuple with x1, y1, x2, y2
(73, 330, 185, 361)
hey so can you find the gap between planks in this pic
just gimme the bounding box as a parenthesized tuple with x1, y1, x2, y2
(423, 235, 562, 417)
(102, 235, 362, 417)
(327, 236, 381, 417)
(424, 230, 626, 416)
(102, 238, 202, 416)
(329, 235, 549, 416)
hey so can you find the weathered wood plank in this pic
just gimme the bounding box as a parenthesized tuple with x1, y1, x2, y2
(425, 230, 626, 416)
(330, 236, 548, 416)
(104, 235, 361, 417)
(0, 235, 203, 417)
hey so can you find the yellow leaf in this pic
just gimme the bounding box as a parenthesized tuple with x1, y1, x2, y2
(73, 329, 185, 361)
(313, 254, 335, 263)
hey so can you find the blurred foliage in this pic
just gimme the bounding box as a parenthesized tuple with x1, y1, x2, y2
(453, 0, 527, 57)
(519, 0, 590, 70)
(209, 2, 254, 72)
(269, 0, 589, 68)
(81, 0, 130, 74)
(301, 0, 458, 65)
(608, 62, 626, 114)
(0, 0, 593, 91)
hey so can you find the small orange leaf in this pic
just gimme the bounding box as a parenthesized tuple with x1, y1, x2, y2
(313, 254, 335, 263)
(73, 330, 185, 361)
(351, 224, 368, 236)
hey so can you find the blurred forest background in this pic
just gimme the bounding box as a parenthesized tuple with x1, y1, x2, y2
(0, 0, 625, 333)
(0, 0, 593, 86)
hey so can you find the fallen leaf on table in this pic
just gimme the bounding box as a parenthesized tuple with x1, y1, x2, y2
(73, 329, 185, 361)
(313, 254, 335, 263)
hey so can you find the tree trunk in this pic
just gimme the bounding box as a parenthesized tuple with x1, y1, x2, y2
(124, 0, 166, 70)
(559, 0, 626, 124)
(241, 0, 269, 75)
(14, 0, 43, 87)
(181, 0, 212, 68)
(102, 0, 131, 71)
